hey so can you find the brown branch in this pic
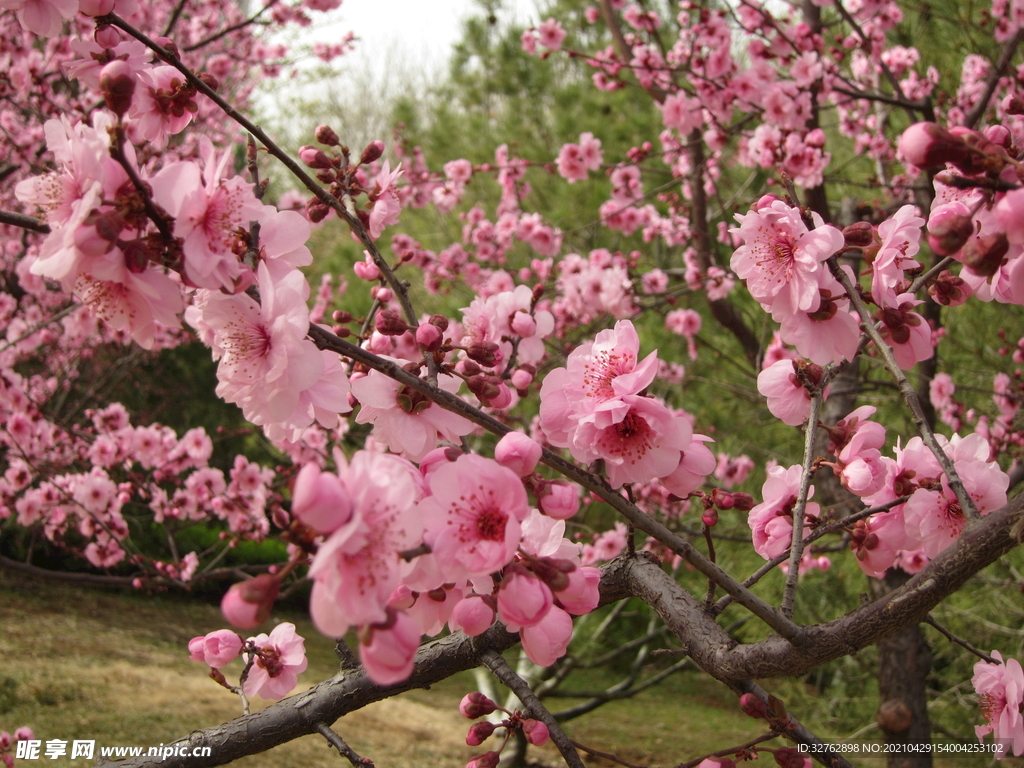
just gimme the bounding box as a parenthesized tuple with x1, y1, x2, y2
(0, 209, 51, 234)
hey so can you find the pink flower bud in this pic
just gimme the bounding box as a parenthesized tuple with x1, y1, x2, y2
(361, 140, 385, 165)
(465, 722, 497, 747)
(739, 692, 769, 719)
(466, 752, 500, 768)
(927, 209, 974, 256)
(510, 368, 533, 390)
(898, 122, 968, 169)
(195, 629, 243, 668)
(373, 287, 392, 302)
(497, 569, 553, 629)
(537, 481, 579, 519)
(353, 254, 381, 280)
(292, 463, 352, 535)
(416, 323, 443, 351)
(510, 311, 537, 337)
(315, 124, 340, 146)
(450, 594, 496, 636)
(460, 692, 498, 719)
(299, 145, 333, 170)
(360, 609, 421, 685)
(13, 728, 34, 742)
(99, 59, 135, 117)
(188, 636, 206, 662)
(486, 382, 513, 409)
(522, 719, 550, 746)
(429, 314, 450, 331)
(221, 574, 279, 629)
(494, 432, 542, 476)
(553, 566, 600, 615)
(95, 24, 121, 47)
(375, 309, 410, 336)
(702, 508, 719, 527)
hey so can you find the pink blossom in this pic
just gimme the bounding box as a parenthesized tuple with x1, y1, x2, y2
(973, 652, 1024, 757)
(360, 609, 421, 685)
(570, 396, 693, 488)
(523, 719, 550, 746)
(730, 200, 844, 313)
(540, 319, 659, 447)
(872, 205, 924, 308)
(308, 452, 423, 636)
(419, 454, 529, 583)
(130, 66, 200, 148)
(351, 364, 474, 463)
(243, 622, 308, 700)
(665, 308, 702, 359)
(368, 161, 403, 240)
(748, 465, 819, 559)
(537, 481, 580, 519)
(660, 433, 717, 498)
(554, 565, 601, 615)
(221, 574, 280, 629)
(188, 629, 243, 668)
(0, 0, 77, 37)
(757, 359, 818, 426)
(537, 18, 567, 51)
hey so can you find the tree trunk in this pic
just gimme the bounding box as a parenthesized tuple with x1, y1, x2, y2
(870, 569, 933, 768)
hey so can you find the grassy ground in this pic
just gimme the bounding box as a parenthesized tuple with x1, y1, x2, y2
(1, 567, 766, 768)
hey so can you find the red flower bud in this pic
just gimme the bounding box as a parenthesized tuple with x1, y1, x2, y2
(375, 309, 410, 336)
(361, 140, 385, 165)
(315, 124, 340, 146)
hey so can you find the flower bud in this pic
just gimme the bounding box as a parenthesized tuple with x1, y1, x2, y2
(197, 72, 219, 91)
(510, 368, 533, 390)
(79, 0, 114, 15)
(494, 432, 542, 476)
(99, 59, 135, 117)
(961, 233, 1009, 277)
(306, 198, 330, 223)
(702, 508, 719, 527)
(739, 692, 769, 719)
(416, 323, 443, 351)
(450, 594, 496, 636)
(522, 719, 550, 746)
(465, 722, 497, 747)
(898, 122, 969, 169)
(95, 24, 120, 48)
(926, 210, 974, 256)
(731, 492, 755, 511)
(465, 341, 502, 368)
(221, 574, 279, 629)
(428, 314, 450, 331)
(361, 140, 385, 165)
(510, 311, 537, 337)
(375, 309, 410, 336)
(299, 145, 333, 170)
(537, 480, 579, 519)
(292, 463, 352, 535)
(466, 752, 500, 768)
(153, 36, 179, 59)
(315, 124, 340, 146)
(459, 692, 498, 719)
(841, 221, 875, 248)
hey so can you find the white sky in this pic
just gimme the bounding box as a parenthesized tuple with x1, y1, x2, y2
(311, 0, 535, 76)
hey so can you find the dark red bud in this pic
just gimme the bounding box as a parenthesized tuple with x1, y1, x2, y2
(360, 140, 385, 165)
(962, 233, 1009, 277)
(375, 309, 410, 336)
(315, 124, 340, 146)
(842, 221, 875, 248)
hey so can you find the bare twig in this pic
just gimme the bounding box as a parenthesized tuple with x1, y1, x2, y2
(479, 649, 585, 768)
(921, 616, 998, 664)
(313, 723, 374, 767)
(782, 390, 824, 617)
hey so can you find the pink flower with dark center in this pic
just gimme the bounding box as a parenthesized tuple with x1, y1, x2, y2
(537, 18, 567, 50)
(419, 454, 529, 583)
(570, 396, 693, 488)
(242, 622, 308, 700)
(973, 651, 1024, 757)
(540, 319, 659, 447)
(130, 66, 200, 147)
(730, 200, 844, 313)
